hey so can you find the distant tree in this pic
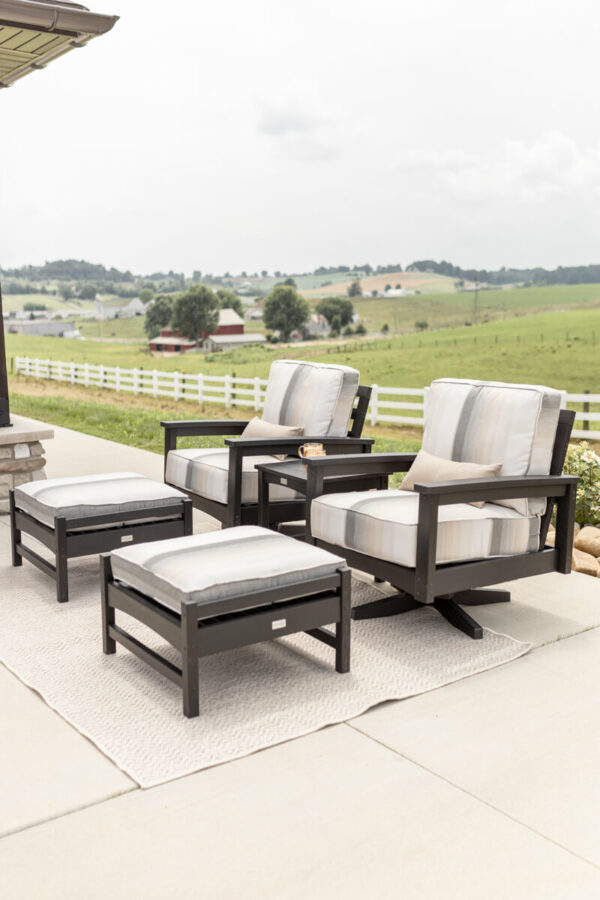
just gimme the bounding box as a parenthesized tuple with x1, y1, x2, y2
(342, 324, 354, 336)
(215, 288, 244, 318)
(347, 279, 362, 298)
(384, 284, 392, 292)
(277, 277, 296, 287)
(59, 284, 74, 300)
(192, 270, 203, 282)
(316, 297, 354, 327)
(172, 285, 219, 340)
(23, 302, 47, 311)
(274, 271, 281, 278)
(144, 296, 173, 337)
(261, 270, 268, 278)
(263, 285, 309, 342)
(77, 283, 97, 300)
(381, 323, 389, 334)
(415, 320, 429, 331)
(395, 283, 402, 289)
(355, 322, 367, 335)
(330, 314, 342, 337)
(138, 288, 154, 304)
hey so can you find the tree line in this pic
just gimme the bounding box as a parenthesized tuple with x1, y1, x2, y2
(406, 259, 600, 286)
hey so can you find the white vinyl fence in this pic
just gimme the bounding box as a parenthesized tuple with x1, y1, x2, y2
(14, 356, 600, 439)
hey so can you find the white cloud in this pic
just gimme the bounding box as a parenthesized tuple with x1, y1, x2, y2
(399, 133, 600, 205)
(257, 100, 324, 136)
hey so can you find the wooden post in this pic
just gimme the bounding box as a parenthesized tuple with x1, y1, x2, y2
(583, 389, 590, 431)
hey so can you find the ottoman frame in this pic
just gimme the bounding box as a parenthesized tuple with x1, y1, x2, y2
(101, 554, 351, 717)
(10, 490, 193, 604)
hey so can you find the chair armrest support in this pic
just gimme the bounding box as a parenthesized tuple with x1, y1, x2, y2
(412, 475, 579, 506)
(161, 419, 248, 437)
(223, 436, 374, 457)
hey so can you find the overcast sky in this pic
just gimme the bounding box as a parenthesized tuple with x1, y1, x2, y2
(2, 0, 600, 275)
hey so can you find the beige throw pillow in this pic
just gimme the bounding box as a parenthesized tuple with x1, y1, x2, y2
(401, 449, 502, 508)
(241, 417, 304, 460)
(241, 417, 303, 439)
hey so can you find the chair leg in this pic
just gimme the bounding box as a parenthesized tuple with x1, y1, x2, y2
(452, 588, 511, 606)
(336, 569, 351, 673)
(9, 492, 22, 568)
(352, 591, 422, 621)
(181, 605, 200, 718)
(55, 517, 69, 603)
(100, 555, 116, 654)
(434, 598, 483, 640)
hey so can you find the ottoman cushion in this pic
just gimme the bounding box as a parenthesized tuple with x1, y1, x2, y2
(110, 525, 346, 613)
(14, 472, 186, 528)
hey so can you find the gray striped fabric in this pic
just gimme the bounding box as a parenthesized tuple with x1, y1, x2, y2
(422, 379, 561, 515)
(311, 489, 540, 583)
(166, 448, 302, 504)
(110, 526, 346, 612)
(262, 360, 359, 437)
(14, 473, 186, 528)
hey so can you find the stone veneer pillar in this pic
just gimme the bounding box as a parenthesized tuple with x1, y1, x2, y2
(0, 416, 54, 513)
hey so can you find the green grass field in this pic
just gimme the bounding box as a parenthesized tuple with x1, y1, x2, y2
(8, 306, 600, 392)
(352, 283, 600, 332)
(1, 293, 94, 313)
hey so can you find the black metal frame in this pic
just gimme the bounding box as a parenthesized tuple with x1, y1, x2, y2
(162, 384, 373, 528)
(10, 491, 193, 603)
(101, 555, 351, 717)
(306, 410, 577, 639)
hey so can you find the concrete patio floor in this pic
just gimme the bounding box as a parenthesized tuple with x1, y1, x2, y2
(1, 417, 600, 898)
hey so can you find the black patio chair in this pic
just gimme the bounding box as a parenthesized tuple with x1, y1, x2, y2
(162, 359, 373, 528)
(305, 378, 578, 639)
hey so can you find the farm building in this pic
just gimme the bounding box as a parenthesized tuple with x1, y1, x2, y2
(5, 319, 79, 338)
(148, 308, 257, 353)
(147, 335, 197, 353)
(202, 333, 266, 352)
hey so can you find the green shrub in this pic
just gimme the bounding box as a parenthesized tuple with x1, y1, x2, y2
(563, 442, 600, 524)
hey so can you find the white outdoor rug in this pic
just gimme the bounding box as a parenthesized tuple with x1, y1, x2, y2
(0, 543, 531, 788)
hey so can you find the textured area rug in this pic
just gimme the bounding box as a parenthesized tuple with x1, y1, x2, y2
(0, 541, 530, 787)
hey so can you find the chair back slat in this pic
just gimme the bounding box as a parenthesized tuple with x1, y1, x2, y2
(538, 409, 575, 547)
(348, 385, 371, 437)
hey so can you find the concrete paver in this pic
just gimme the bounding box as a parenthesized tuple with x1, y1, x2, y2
(0, 664, 134, 837)
(1, 724, 599, 900)
(353, 628, 600, 867)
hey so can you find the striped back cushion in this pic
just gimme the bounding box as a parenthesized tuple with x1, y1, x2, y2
(422, 379, 562, 515)
(262, 360, 360, 437)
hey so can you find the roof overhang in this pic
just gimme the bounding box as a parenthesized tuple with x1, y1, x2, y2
(0, 0, 118, 88)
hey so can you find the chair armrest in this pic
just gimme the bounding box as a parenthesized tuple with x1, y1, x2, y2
(223, 436, 374, 457)
(161, 420, 247, 438)
(305, 452, 417, 478)
(412, 475, 579, 506)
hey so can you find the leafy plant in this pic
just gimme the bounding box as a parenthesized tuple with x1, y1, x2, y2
(563, 442, 600, 525)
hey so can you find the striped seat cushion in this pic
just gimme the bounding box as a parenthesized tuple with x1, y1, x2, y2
(423, 379, 562, 515)
(110, 526, 346, 612)
(262, 360, 359, 437)
(166, 448, 302, 504)
(14, 473, 186, 528)
(311, 490, 540, 580)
